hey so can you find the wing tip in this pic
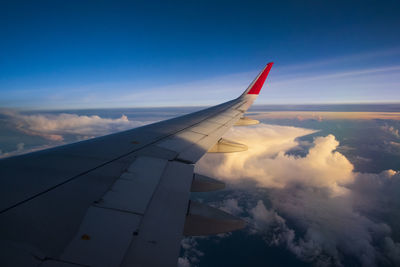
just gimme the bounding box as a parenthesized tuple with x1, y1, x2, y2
(246, 62, 274, 95)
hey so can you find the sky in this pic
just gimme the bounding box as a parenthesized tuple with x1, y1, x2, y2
(1, 0, 400, 109)
(1, 2, 400, 265)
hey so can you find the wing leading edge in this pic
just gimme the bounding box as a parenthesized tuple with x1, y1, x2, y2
(0, 62, 273, 267)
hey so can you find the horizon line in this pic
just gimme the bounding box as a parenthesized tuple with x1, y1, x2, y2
(2, 102, 400, 112)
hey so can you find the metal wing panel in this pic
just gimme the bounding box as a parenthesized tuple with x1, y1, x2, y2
(56, 156, 187, 267)
(121, 161, 193, 267)
(156, 130, 207, 152)
(0, 158, 131, 263)
(98, 157, 168, 214)
(59, 206, 142, 267)
(187, 121, 223, 135)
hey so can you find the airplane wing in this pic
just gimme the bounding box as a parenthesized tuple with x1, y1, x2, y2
(0, 62, 274, 267)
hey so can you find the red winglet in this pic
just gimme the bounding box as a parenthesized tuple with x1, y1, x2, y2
(247, 62, 274, 95)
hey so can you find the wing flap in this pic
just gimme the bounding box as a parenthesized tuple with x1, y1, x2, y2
(184, 201, 246, 236)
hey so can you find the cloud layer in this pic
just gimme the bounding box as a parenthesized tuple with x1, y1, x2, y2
(0, 109, 154, 158)
(1, 109, 149, 141)
(193, 124, 400, 266)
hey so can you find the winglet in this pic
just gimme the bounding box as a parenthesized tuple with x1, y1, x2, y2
(245, 62, 274, 95)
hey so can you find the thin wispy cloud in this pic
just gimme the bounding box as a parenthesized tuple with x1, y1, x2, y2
(272, 65, 400, 83)
(251, 111, 400, 121)
(277, 47, 400, 73)
(1, 48, 400, 108)
(46, 63, 400, 107)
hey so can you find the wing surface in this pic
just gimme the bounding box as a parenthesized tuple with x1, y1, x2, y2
(0, 62, 273, 267)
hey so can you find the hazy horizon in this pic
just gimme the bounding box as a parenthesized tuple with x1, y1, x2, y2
(3, 103, 400, 113)
(1, 103, 400, 159)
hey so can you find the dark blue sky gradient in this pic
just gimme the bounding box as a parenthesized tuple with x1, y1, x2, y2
(1, 0, 400, 108)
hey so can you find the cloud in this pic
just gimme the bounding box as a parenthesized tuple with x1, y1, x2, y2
(384, 237, 400, 265)
(263, 63, 400, 104)
(1, 109, 150, 142)
(179, 237, 205, 267)
(0, 144, 54, 159)
(381, 124, 400, 138)
(274, 65, 400, 84)
(197, 125, 353, 195)
(270, 183, 395, 266)
(251, 111, 400, 121)
(389, 141, 400, 148)
(4, 48, 400, 109)
(218, 198, 244, 216)
(196, 124, 400, 266)
(277, 48, 400, 73)
(248, 200, 337, 265)
(0, 109, 156, 158)
(249, 200, 289, 237)
(0, 142, 50, 159)
(177, 257, 191, 267)
(16, 143, 24, 151)
(350, 170, 400, 226)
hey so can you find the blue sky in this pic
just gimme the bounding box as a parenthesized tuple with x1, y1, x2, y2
(1, 0, 400, 109)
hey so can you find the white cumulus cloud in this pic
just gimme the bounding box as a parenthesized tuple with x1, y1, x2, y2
(1, 109, 150, 142)
(195, 123, 400, 266)
(0, 109, 155, 158)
